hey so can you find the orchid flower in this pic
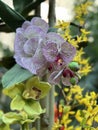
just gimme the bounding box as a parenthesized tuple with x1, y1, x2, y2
(48, 67, 79, 86)
(42, 41, 76, 71)
(14, 17, 48, 75)
(14, 17, 77, 85)
(14, 17, 65, 76)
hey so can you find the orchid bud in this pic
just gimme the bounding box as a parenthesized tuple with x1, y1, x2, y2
(68, 61, 80, 71)
(70, 77, 76, 85)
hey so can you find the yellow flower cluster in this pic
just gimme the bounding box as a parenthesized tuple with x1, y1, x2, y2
(52, 1, 97, 130)
(56, 20, 92, 76)
(53, 86, 98, 130)
(75, 1, 92, 25)
(75, 91, 98, 128)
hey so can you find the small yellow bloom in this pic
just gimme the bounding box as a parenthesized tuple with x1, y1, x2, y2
(75, 126, 81, 130)
(75, 110, 83, 122)
(80, 29, 91, 35)
(56, 20, 70, 30)
(70, 85, 83, 94)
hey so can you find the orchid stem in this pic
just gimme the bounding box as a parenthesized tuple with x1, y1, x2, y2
(48, 86, 55, 130)
(21, 123, 29, 130)
(58, 84, 68, 104)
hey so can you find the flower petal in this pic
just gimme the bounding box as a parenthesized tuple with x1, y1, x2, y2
(14, 28, 27, 53)
(60, 42, 76, 64)
(22, 21, 31, 29)
(23, 38, 39, 55)
(48, 70, 63, 85)
(62, 76, 72, 86)
(3, 84, 24, 99)
(31, 17, 49, 33)
(32, 43, 48, 75)
(21, 57, 37, 74)
(14, 53, 26, 68)
(46, 32, 65, 45)
(43, 42, 58, 62)
(62, 75, 78, 86)
(11, 95, 25, 111)
(24, 25, 46, 39)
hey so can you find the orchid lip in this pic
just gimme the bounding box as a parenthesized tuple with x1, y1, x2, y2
(55, 54, 63, 66)
(62, 68, 74, 78)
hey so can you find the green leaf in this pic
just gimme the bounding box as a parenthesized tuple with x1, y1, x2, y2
(21, 0, 45, 16)
(11, 95, 25, 111)
(13, 0, 32, 13)
(2, 64, 33, 88)
(0, 0, 25, 31)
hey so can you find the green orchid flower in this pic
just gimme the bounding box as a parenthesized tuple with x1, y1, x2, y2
(3, 76, 51, 116)
(0, 110, 39, 130)
(0, 110, 10, 130)
(2, 111, 39, 125)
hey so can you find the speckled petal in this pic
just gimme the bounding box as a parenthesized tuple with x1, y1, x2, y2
(24, 25, 46, 39)
(46, 32, 65, 45)
(14, 53, 26, 68)
(24, 41, 47, 74)
(31, 17, 49, 33)
(23, 38, 40, 55)
(36, 64, 48, 77)
(60, 42, 76, 64)
(22, 21, 31, 29)
(21, 57, 37, 74)
(48, 70, 63, 85)
(32, 42, 47, 73)
(42, 42, 58, 62)
(62, 76, 72, 86)
(62, 75, 78, 86)
(14, 28, 27, 53)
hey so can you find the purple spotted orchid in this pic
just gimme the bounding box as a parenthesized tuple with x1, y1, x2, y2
(14, 17, 77, 85)
(42, 41, 78, 86)
(14, 17, 64, 75)
(48, 68, 78, 86)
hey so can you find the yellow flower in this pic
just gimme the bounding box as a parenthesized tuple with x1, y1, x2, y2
(94, 115, 98, 122)
(75, 94, 83, 101)
(75, 110, 83, 122)
(70, 85, 83, 94)
(87, 117, 94, 126)
(59, 104, 63, 113)
(90, 91, 97, 99)
(56, 20, 70, 30)
(52, 120, 62, 130)
(75, 126, 81, 130)
(64, 88, 69, 92)
(79, 63, 92, 76)
(80, 29, 91, 35)
(74, 2, 92, 25)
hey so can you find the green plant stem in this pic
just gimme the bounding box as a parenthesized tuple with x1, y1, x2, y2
(48, 0, 56, 27)
(40, 94, 49, 130)
(35, 118, 41, 130)
(48, 86, 55, 130)
(21, 123, 29, 130)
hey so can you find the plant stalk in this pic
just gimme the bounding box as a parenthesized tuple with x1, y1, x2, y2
(21, 123, 29, 130)
(48, 86, 55, 130)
